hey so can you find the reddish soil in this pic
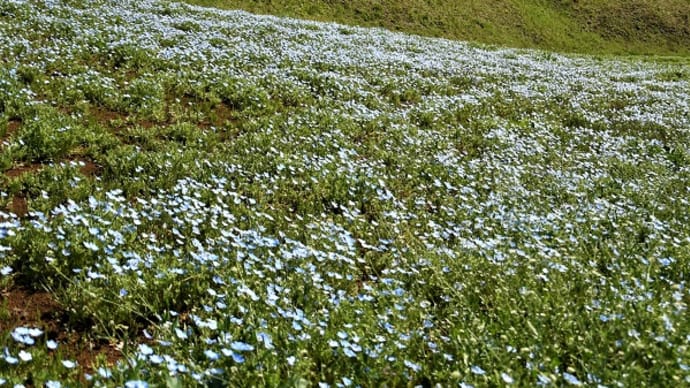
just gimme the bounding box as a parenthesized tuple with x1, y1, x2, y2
(90, 106, 126, 124)
(1, 119, 21, 148)
(0, 288, 62, 334)
(78, 159, 101, 177)
(4, 157, 101, 181)
(1, 287, 122, 373)
(4, 163, 42, 179)
(66, 157, 102, 178)
(201, 101, 237, 129)
(88, 106, 129, 135)
(7, 119, 21, 135)
(8, 195, 28, 217)
(89, 104, 158, 135)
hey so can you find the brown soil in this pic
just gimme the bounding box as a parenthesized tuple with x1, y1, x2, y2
(1, 119, 21, 148)
(6, 119, 21, 135)
(66, 156, 102, 178)
(0, 288, 62, 334)
(3, 156, 101, 182)
(1, 287, 122, 373)
(87, 106, 129, 135)
(90, 106, 126, 124)
(200, 101, 237, 129)
(8, 194, 28, 217)
(4, 163, 42, 179)
(78, 159, 101, 177)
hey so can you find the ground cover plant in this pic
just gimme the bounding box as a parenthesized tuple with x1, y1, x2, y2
(1, 0, 690, 386)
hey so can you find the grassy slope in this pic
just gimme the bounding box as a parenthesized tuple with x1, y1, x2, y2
(185, 0, 690, 55)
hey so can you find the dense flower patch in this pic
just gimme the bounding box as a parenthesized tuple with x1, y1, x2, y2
(1, 0, 689, 385)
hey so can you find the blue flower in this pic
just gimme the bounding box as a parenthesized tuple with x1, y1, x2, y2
(4, 354, 18, 365)
(404, 360, 421, 372)
(138, 344, 154, 356)
(470, 365, 486, 375)
(83, 241, 99, 251)
(125, 381, 149, 388)
(98, 367, 113, 378)
(256, 332, 274, 349)
(150, 355, 164, 364)
(230, 341, 254, 352)
(563, 372, 582, 386)
(18, 350, 32, 362)
(11, 327, 38, 346)
(232, 352, 245, 363)
(204, 350, 220, 361)
(175, 328, 188, 340)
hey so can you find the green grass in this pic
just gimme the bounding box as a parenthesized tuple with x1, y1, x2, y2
(185, 0, 690, 56)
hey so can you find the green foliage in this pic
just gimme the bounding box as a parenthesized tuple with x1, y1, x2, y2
(186, 0, 690, 56)
(15, 108, 80, 162)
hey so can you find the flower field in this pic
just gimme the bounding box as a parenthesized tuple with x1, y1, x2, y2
(1, 0, 690, 386)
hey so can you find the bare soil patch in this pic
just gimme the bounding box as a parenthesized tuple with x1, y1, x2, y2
(1, 287, 122, 373)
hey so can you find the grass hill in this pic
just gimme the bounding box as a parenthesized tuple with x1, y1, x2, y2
(186, 0, 690, 55)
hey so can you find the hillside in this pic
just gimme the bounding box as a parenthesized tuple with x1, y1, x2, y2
(1, 0, 690, 386)
(186, 0, 690, 55)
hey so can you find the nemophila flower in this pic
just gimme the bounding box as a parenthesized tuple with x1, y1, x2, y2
(0, 266, 11, 276)
(343, 348, 356, 358)
(256, 332, 274, 349)
(150, 355, 164, 364)
(17, 350, 32, 362)
(11, 327, 42, 345)
(175, 328, 188, 340)
(230, 341, 254, 352)
(563, 372, 582, 386)
(98, 367, 113, 378)
(83, 241, 99, 251)
(45, 381, 61, 388)
(62, 360, 77, 369)
(138, 344, 154, 356)
(471, 365, 486, 375)
(231, 352, 245, 363)
(125, 381, 149, 388)
(537, 374, 552, 386)
(204, 350, 220, 361)
(404, 360, 421, 372)
(4, 352, 18, 365)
